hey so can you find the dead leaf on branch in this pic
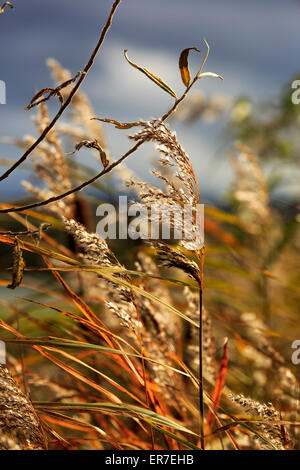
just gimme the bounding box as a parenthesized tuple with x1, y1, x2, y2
(7, 238, 25, 289)
(124, 49, 177, 100)
(178, 47, 201, 87)
(92, 117, 140, 130)
(25, 71, 85, 110)
(67, 140, 109, 168)
(0, 2, 14, 15)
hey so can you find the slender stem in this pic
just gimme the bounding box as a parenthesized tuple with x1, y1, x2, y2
(0, 140, 144, 214)
(199, 284, 204, 450)
(0, 224, 51, 235)
(0, 38, 211, 215)
(0, 0, 122, 183)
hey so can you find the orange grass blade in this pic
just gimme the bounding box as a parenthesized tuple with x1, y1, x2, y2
(205, 339, 228, 433)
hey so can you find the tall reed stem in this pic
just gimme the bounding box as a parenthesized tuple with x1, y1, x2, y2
(198, 246, 205, 449)
(199, 284, 204, 449)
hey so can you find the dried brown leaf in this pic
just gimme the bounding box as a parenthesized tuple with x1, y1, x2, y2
(68, 140, 109, 168)
(124, 49, 177, 99)
(0, 2, 13, 15)
(24, 71, 83, 110)
(92, 117, 139, 130)
(178, 47, 201, 87)
(7, 238, 25, 289)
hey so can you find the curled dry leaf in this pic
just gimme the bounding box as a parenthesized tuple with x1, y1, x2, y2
(25, 88, 64, 111)
(7, 238, 25, 289)
(92, 117, 139, 130)
(178, 47, 201, 87)
(68, 139, 109, 168)
(197, 71, 224, 81)
(0, 2, 13, 15)
(124, 49, 177, 100)
(25, 71, 84, 111)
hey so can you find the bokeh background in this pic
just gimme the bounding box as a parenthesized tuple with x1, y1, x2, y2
(0, 2, 300, 450)
(1, 0, 300, 203)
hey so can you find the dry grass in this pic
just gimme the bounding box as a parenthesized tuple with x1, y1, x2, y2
(0, 1, 299, 451)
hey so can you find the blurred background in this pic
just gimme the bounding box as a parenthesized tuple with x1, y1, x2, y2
(0, 1, 300, 450)
(1, 0, 300, 204)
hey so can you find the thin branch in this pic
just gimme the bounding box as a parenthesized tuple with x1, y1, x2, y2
(0, 38, 213, 215)
(0, 0, 122, 183)
(0, 223, 51, 235)
(24, 71, 83, 111)
(0, 140, 144, 214)
(199, 285, 204, 449)
(0, 2, 13, 15)
(198, 247, 205, 450)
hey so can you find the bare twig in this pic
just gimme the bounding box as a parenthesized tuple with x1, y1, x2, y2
(0, 223, 51, 235)
(0, 39, 216, 215)
(199, 284, 204, 449)
(198, 247, 205, 450)
(0, 140, 144, 213)
(0, 2, 13, 15)
(0, 0, 122, 183)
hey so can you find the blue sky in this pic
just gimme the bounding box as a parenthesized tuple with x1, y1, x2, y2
(0, 0, 300, 202)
